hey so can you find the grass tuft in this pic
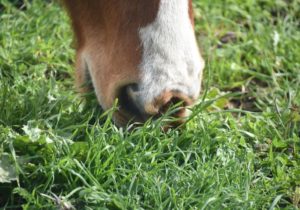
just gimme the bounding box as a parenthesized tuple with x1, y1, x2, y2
(0, 0, 299, 209)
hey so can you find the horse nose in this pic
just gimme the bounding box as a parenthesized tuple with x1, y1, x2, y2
(144, 90, 193, 114)
(117, 84, 195, 126)
(143, 90, 194, 121)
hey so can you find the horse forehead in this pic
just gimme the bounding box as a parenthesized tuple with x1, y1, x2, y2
(106, 0, 192, 29)
(140, 0, 192, 25)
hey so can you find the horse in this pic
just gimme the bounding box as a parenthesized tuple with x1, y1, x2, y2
(62, 0, 205, 126)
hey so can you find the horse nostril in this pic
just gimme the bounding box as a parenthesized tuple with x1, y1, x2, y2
(116, 86, 194, 127)
(159, 97, 186, 117)
(145, 90, 194, 121)
(117, 84, 144, 122)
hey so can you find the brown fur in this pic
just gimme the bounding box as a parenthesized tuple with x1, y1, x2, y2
(62, 0, 161, 109)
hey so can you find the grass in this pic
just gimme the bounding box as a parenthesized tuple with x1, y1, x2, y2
(0, 0, 299, 209)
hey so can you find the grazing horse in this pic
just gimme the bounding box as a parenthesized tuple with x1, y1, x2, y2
(62, 0, 205, 126)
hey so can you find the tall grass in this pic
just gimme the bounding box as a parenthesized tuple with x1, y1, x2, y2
(0, 0, 299, 209)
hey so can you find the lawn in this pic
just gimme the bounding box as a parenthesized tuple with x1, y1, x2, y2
(0, 0, 299, 209)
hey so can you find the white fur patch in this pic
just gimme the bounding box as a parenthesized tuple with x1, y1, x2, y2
(133, 0, 205, 112)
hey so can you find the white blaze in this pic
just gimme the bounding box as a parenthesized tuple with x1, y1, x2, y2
(136, 0, 205, 110)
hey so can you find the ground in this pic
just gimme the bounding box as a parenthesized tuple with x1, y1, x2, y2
(0, 0, 299, 209)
